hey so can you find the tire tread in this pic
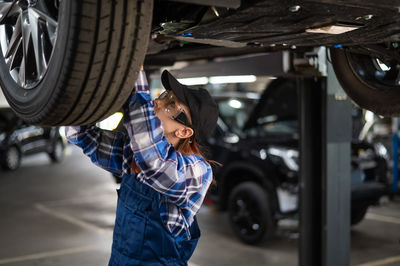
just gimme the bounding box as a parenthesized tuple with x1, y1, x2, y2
(20, 0, 153, 125)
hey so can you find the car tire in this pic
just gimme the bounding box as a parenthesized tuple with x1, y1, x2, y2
(351, 206, 368, 226)
(0, 0, 153, 126)
(228, 181, 276, 245)
(48, 138, 64, 163)
(330, 47, 400, 116)
(1, 146, 21, 171)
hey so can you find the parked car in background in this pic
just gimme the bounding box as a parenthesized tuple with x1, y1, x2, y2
(0, 1, 400, 127)
(0, 108, 64, 171)
(356, 112, 393, 161)
(206, 78, 389, 245)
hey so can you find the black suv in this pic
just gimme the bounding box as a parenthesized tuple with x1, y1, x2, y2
(207, 78, 389, 245)
(0, 108, 65, 171)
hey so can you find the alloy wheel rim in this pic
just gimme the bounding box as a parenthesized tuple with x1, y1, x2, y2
(0, 0, 59, 89)
(231, 195, 262, 237)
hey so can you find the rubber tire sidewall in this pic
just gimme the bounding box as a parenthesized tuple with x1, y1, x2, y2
(228, 181, 275, 245)
(330, 48, 400, 116)
(0, 1, 75, 122)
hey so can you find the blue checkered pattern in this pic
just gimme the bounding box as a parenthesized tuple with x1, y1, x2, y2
(66, 70, 213, 240)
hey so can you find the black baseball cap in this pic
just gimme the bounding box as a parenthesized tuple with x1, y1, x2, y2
(161, 70, 218, 144)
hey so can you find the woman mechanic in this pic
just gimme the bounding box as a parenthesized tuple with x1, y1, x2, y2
(66, 68, 218, 265)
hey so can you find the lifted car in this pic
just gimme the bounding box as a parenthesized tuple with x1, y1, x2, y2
(0, 0, 400, 125)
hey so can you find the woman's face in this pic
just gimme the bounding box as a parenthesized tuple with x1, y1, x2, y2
(154, 91, 193, 144)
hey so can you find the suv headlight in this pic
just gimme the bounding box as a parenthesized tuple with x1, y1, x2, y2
(268, 147, 299, 171)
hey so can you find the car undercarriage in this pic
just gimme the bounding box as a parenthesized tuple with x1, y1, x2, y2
(0, 0, 400, 124)
(147, 0, 400, 116)
(148, 0, 400, 60)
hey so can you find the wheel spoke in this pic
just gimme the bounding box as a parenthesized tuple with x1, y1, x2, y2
(8, 36, 21, 71)
(5, 13, 21, 58)
(28, 7, 46, 78)
(30, 7, 57, 45)
(0, 2, 15, 23)
(7, 3, 21, 18)
(0, 0, 59, 88)
(20, 10, 30, 87)
(18, 56, 25, 86)
(47, 19, 56, 46)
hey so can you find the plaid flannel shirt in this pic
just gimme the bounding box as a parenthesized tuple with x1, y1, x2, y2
(65, 70, 213, 240)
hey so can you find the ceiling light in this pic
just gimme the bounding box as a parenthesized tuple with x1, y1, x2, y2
(177, 77, 208, 85)
(209, 75, 257, 84)
(228, 99, 242, 109)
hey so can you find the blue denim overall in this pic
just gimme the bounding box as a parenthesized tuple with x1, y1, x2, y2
(108, 174, 201, 266)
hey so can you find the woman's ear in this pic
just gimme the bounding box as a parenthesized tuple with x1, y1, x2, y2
(175, 127, 194, 139)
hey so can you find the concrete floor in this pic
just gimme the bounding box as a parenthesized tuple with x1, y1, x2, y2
(0, 144, 399, 266)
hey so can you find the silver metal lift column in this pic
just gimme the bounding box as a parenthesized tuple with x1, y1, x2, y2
(299, 59, 352, 266)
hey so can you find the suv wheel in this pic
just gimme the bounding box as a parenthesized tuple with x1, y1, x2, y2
(0, 0, 153, 125)
(228, 181, 276, 244)
(2, 145, 21, 170)
(330, 45, 400, 116)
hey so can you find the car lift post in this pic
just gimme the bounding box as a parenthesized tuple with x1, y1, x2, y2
(299, 59, 352, 266)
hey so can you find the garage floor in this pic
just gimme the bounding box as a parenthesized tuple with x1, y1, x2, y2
(0, 145, 399, 266)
